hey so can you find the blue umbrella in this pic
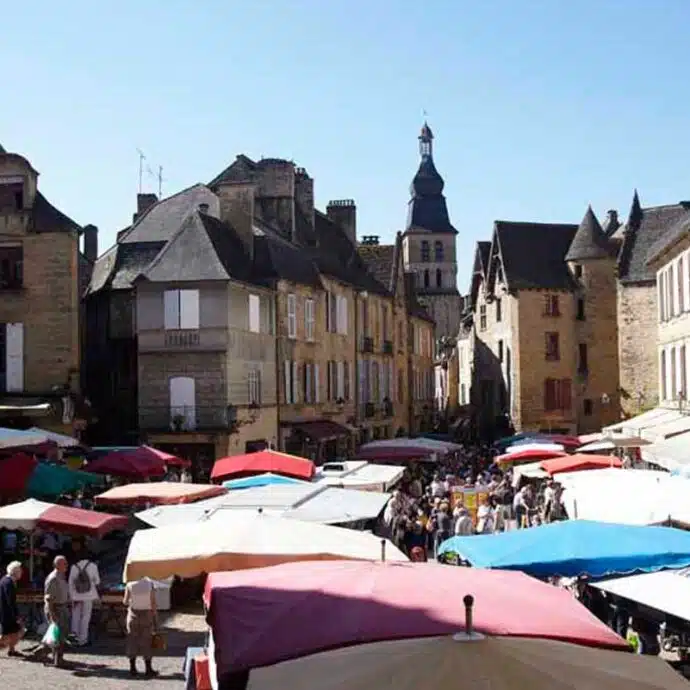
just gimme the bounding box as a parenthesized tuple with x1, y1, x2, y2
(438, 520, 690, 578)
(223, 472, 306, 490)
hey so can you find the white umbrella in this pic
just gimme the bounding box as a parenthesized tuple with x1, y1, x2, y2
(505, 442, 564, 454)
(27, 427, 82, 448)
(578, 436, 650, 453)
(0, 427, 48, 449)
(124, 512, 407, 581)
(246, 634, 687, 690)
(0, 498, 53, 531)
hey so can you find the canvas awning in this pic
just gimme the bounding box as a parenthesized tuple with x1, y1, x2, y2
(95, 482, 227, 506)
(642, 430, 690, 472)
(605, 407, 681, 436)
(641, 414, 690, 443)
(285, 419, 351, 441)
(211, 450, 315, 481)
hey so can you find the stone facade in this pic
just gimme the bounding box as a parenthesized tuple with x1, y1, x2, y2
(0, 147, 87, 433)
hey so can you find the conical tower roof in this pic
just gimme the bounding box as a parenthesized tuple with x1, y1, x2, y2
(565, 206, 614, 262)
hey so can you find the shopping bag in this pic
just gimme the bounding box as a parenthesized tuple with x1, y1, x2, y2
(194, 652, 212, 690)
(151, 631, 167, 651)
(42, 622, 61, 648)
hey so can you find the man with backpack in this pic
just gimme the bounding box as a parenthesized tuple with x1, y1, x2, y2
(68, 542, 101, 647)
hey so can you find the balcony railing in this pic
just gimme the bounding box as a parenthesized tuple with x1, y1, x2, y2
(360, 336, 374, 353)
(382, 340, 393, 355)
(139, 405, 255, 433)
(164, 330, 201, 347)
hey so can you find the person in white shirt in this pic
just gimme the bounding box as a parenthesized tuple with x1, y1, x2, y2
(68, 545, 100, 646)
(454, 506, 474, 536)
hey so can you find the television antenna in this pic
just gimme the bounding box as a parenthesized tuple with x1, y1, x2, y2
(136, 148, 166, 197)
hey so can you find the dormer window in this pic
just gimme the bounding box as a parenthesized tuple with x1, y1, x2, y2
(0, 176, 25, 211)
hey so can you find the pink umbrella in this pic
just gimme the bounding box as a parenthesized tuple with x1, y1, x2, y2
(86, 449, 167, 478)
(204, 560, 626, 676)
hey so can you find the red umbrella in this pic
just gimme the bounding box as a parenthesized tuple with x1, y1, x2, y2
(204, 560, 626, 675)
(136, 445, 190, 468)
(495, 448, 566, 465)
(543, 434, 581, 449)
(86, 449, 166, 478)
(211, 450, 315, 482)
(540, 454, 623, 476)
(355, 446, 434, 462)
(38, 503, 129, 538)
(0, 453, 38, 498)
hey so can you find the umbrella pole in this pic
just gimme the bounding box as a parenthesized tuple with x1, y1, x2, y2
(463, 594, 474, 635)
(29, 530, 35, 582)
(380, 539, 386, 562)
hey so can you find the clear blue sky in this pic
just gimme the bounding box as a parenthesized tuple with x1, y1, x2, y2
(2, 0, 689, 290)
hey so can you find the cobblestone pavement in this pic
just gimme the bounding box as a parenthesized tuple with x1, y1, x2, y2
(0, 611, 207, 688)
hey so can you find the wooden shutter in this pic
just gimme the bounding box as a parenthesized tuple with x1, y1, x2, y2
(287, 294, 297, 338)
(543, 378, 554, 411)
(163, 290, 180, 330)
(314, 363, 320, 403)
(560, 378, 572, 411)
(5, 323, 23, 392)
(338, 295, 348, 335)
(292, 361, 299, 403)
(284, 360, 292, 404)
(249, 294, 260, 333)
(179, 290, 200, 329)
(344, 361, 350, 401)
(336, 361, 345, 400)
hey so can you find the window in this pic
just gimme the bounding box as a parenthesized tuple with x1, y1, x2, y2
(0, 179, 24, 211)
(543, 378, 572, 411)
(434, 241, 444, 262)
(670, 264, 676, 317)
(249, 294, 260, 333)
(248, 369, 262, 405)
(287, 293, 297, 339)
(436, 269, 442, 287)
(495, 298, 502, 322)
(460, 383, 467, 405)
(337, 295, 348, 334)
(169, 376, 196, 430)
(398, 368, 404, 404)
(423, 270, 430, 288)
(0, 323, 23, 392)
(681, 345, 687, 399)
(479, 305, 487, 331)
(661, 350, 667, 400)
(421, 241, 430, 262)
(164, 289, 200, 330)
(302, 362, 319, 403)
(371, 361, 380, 403)
(0, 245, 23, 289)
(578, 343, 588, 373)
(576, 298, 585, 321)
(284, 360, 298, 404)
(545, 332, 560, 361)
(343, 361, 351, 400)
(498, 339, 504, 363)
(671, 346, 677, 399)
(680, 258, 686, 313)
(583, 399, 593, 416)
(574, 264, 583, 279)
(543, 294, 560, 317)
(305, 298, 315, 341)
(658, 274, 664, 322)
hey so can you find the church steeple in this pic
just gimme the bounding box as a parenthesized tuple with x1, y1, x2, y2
(419, 122, 433, 158)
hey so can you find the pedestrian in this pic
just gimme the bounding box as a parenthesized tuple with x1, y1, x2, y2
(68, 542, 101, 646)
(44, 555, 70, 667)
(0, 561, 24, 657)
(123, 577, 159, 677)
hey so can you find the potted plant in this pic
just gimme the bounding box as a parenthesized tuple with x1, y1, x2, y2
(171, 414, 185, 431)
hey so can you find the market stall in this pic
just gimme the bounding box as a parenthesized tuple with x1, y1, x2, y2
(211, 450, 315, 482)
(540, 454, 622, 476)
(94, 481, 227, 506)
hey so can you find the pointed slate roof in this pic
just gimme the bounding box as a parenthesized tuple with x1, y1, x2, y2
(565, 206, 615, 262)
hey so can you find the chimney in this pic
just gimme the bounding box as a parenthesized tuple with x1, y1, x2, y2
(361, 235, 379, 245)
(215, 182, 256, 259)
(603, 209, 620, 236)
(132, 193, 158, 223)
(327, 199, 357, 244)
(294, 168, 315, 245)
(82, 224, 98, 262)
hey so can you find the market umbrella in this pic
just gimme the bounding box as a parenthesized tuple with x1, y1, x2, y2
(506, 442, 565, 454)
(95, 481, 226, 506)
(211, 450, 315, 482)
(0, 427, 48, 449)
(203, 560, 626, 676)
(223, 473, 307, 490)
(354, 446, 436, 462)
(540, 453, 622, 475)
(0, 498, 128, 537)
(438, 520, 690, 578)
(86, 448, 167, 478)
(495, 448, 566, 465)
(246, 635, 687, 690)
(124, 513, 406, 581)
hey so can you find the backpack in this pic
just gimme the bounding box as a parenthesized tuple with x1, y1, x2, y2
(74, 562, 91, 594)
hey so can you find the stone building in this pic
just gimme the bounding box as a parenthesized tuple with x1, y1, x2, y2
(86, 154, 437, 464)
(401, 123, 463, 343)
(465, 208, 621, 437)
(0, 144, 95, 434)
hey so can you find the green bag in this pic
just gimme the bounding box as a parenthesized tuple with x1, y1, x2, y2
(42, 622, 61, 648)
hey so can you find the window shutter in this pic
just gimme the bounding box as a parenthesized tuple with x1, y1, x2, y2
(388, 361, 394, 401)
(344, 361, 350, 401)
(337, 361, 345, 400)
(339, 296, 348, 334)
(314, 363, 320, 403)
(284, 360, 292, 404)
(325, 292, 331, 332)
(305, 363, 312, 403)
(5, 323, 24, 392)
(292, 361, 299, 403)
(163, 290, 180, 330)
(249, 294, 260, 333)
(561, 379, 572, 411)
(179, 290, 200, 329)
(287, 294, 297, 338)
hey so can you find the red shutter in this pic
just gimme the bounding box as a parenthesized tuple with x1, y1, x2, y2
(560, 378, 572, 411)
(543, 379, 554, 411)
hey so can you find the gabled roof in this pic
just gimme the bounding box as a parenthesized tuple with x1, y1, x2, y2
(645, 211, 690, 267)
(470, 241, 491, 307)
(565, 206, 616, 262)
(617, 191, 690, 284)
(31, 192, 81, 234)
(489, 221, 578, 292)
(356, 243, 395, 291)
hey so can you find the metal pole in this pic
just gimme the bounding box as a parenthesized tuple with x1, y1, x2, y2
(380, 538, 386, 562)
(463, 594, 474, 636)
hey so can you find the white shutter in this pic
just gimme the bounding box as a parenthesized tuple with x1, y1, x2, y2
(249, 294, 260, 333)
(179, 289, 200, 329)
(337, 361, 345, 400)
(337, 295, 348, 335)
(170, 376, 196, 430)
(163, 290, 180, 330)
(284, 360, 292, 404)
(314, 363, 320, 403)
(292, 361, 299, 403)
(287, 294, 297, 338)
(5, 323, 24, 392)
(325, 292, 331, 332)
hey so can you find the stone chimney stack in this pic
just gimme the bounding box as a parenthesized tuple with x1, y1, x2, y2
(327, 199, 357, 244)
(294, 168, 315, 245)
(603, 209, 620, 236)
(132, 193, 158, 223)
(215, 182, 256, 260)
(82, 224, 98, 262)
